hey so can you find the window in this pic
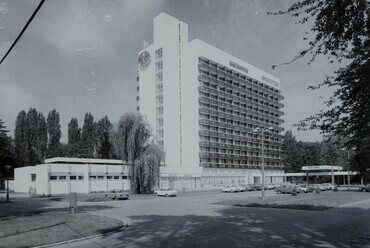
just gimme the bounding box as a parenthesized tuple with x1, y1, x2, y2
(156, 83, 163, 94)
(155, 71, 163, 82)
(31, 174, 36, 182)
(122, 176, 128, 179)
(70, 176, 77, 180)
(107, 176, 113, 180)
(155, 60, 163, 71)
(59, 176, 66, 180)
(78, 176, 84, 180)
(155, 48, 163, 60)
(50, 176, 57, 181)
(90, 176, 96, 180)
(98, 176, 104, 180)
(156, 105, 163, 116)
(114, 176, 120, 180)
(156, 95, 163, 105)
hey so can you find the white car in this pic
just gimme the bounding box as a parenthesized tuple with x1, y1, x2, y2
(155, 187, 178, 197)
(220, 185, 240, 193)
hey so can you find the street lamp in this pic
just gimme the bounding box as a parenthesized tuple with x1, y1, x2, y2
(254, 127, 273, 200)
(5, 165, 12, 202)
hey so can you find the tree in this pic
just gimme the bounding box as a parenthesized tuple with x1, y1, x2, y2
(14, 110, 28, 167)
(111, 113, 153, 193)
(36, 113, 48, 163)
(80, 113, 96, 158)
(271, 1, 370, 147)
(47, 109, 62, 158)
(0, 119, 16, 179)
(96, 116, 113, 159)
(68, 118, 80, 145)
(134, 143, 163, 193)
(282, 130, 300, 172)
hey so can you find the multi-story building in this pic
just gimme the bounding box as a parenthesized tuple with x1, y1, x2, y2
(138, 13, 285, 189)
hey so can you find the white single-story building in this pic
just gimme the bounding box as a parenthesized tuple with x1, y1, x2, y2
(14, 157, 130, 195)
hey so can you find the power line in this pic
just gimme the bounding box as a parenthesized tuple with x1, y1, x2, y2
(0, 0, 45, 65)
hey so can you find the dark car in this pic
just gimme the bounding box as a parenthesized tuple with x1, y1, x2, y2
(359, 184, 370, 192)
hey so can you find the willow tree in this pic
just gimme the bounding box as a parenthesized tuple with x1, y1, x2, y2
(111, 113, 161, 194)
(134, 143, 164, 193)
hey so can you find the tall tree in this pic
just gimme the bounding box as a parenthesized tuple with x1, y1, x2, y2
(47, 109, 62, 158)
(68, 118, 80, 145)
(96, 116, 113, 159)
(80, 113, 96, 158)
(26, 108, 40, 166)
(0, 119, 16, 178)
(282, 130, 300, 172)
(36, 113, 47, 163)
(111, 113, 152, 193)
(14, 110, 28, 167)
(271, 1, 370, 148)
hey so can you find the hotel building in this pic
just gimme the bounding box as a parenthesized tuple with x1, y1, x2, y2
(138, 13, 285, 189)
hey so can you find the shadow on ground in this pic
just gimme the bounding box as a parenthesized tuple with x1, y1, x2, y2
(89, 207, 370, 248)
(0, 195, 116, 216)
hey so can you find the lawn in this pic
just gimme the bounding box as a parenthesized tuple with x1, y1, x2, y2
(0, 211, 124, 248)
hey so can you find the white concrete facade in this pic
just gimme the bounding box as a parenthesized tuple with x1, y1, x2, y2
(138, 13, 285, 189)
(14, 157, 130, 195)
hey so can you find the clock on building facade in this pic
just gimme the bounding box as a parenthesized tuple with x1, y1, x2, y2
(138, 51, 151, 71)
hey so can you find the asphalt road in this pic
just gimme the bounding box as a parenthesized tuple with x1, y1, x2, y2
(23, 190, 369, 248)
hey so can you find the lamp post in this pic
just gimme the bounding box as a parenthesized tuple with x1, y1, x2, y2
(254, 127, 273, 200)
(5, 165, 12, 202)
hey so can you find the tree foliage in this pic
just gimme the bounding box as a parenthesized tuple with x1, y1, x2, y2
(111, 113, 158, 194)
(14, 110, 28, 167)
(96, 116, 114, 159)
(0, 119, 16, 178)
(46, 109, 62, 158)
(80, 113, 96, 158)
(68, 118, 80, 145)
(271, 1, 370, 175)
(133, 143, 163, 193)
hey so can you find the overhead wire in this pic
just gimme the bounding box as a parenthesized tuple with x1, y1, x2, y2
(0, 0, 45, 65)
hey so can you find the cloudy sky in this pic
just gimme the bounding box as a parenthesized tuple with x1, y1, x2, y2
(0, 0, 339, 143)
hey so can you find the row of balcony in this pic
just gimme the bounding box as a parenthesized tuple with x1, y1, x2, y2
(198, 117, 285, 135)
(198, 62, 284, 100)
(198, 75, 284, 108)
(198, 84, 284, 118)
(200, 162, 283, 170)
(198, 106, 283, 127)
(198, 75, 284, 109)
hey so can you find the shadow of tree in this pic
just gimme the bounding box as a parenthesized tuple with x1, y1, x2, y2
(93, 207, 370, 248)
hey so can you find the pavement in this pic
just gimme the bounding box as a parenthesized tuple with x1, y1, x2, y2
(1, 190, 370, 248)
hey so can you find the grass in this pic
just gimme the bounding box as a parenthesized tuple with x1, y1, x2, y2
(0, 211, 124, 248)
(235, 203, 332, 211)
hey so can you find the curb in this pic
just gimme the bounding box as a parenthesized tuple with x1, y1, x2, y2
(34, 220, 128, 248)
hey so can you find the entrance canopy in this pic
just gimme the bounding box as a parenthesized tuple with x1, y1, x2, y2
(302, 165, 342, 171)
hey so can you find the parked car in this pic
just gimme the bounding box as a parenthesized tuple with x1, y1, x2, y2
(154, 187, 178, 197)
(253, 184, 268, 191)
(322, 183, 336, 190)
(298, 184, 314, 193)
(105, 190, 129, 200)
(266, 184, 276, 190)
(240, 184, 253, 191)
(359, 184, 370, 192)
(220, 185, 240, 193)
(312, 184, 326, 191)
(275, 184, 300, 194)
(238, 185, 247, 192)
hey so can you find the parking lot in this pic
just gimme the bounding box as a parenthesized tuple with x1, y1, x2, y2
(1, 187, 370, 248)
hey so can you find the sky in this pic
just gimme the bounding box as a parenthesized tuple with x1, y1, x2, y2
(0, 0, 340, 143)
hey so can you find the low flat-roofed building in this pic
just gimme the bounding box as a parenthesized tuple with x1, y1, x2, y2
(14, 157, 130, 195)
